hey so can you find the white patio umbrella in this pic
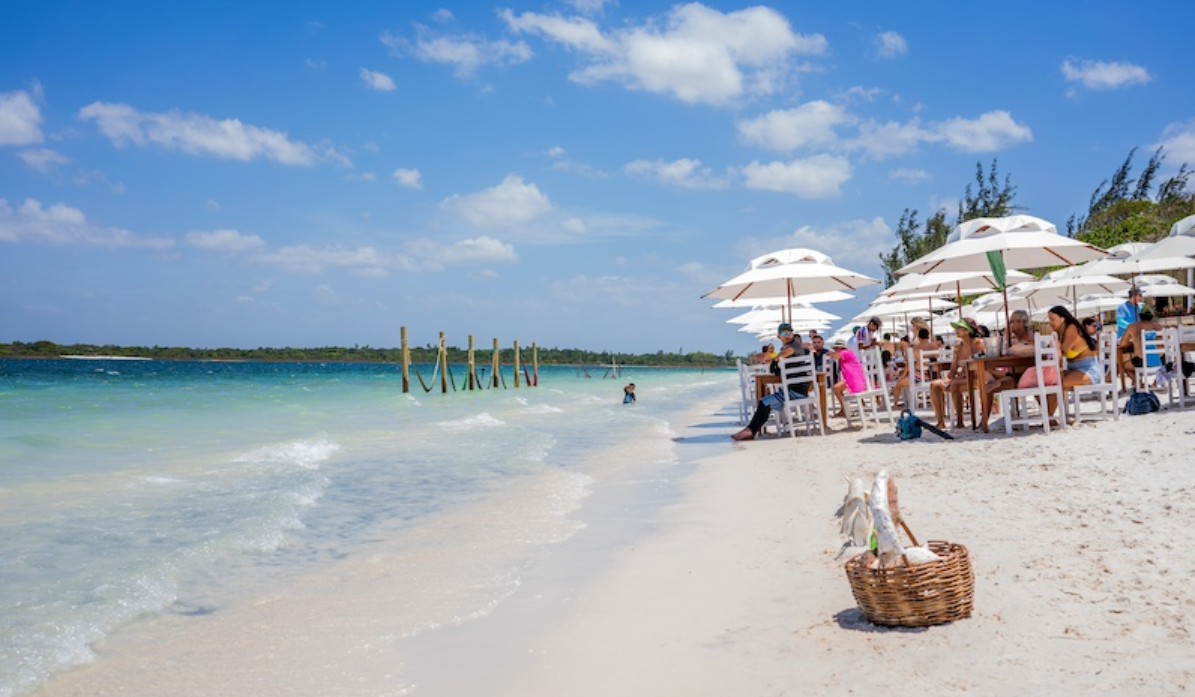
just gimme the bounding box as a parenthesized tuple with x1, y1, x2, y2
(1030, 294, 1124, 320)
(878, 270, 1035, 301)
(1070, 242, 1156, 277)
(1135, 274, 1195, 298)
(1016, 268, 1130, 313)
(710, 291, 855, 309)
(726, 305, 840, 326)
(741, 320, 831, 337)
(898, 215, 1107, 342)
(703, 248, 880, 321)
(898, 215, 1107, 276)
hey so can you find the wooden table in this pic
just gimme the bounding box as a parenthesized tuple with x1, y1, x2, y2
(966, 354, 1036, 432)
(754, 372, 829, 432)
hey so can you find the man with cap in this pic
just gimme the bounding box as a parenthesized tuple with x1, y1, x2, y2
(1116, 287, 1143, 339)
(732, 322, 809, 440)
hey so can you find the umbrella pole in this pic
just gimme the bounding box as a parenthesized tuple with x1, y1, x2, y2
(1002, 286, 1012, 349)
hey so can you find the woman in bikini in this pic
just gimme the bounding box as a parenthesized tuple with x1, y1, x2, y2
(1048, 305, 1102, 388)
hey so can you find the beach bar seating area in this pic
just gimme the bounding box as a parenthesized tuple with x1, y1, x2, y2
(713, 214, 1195, 439)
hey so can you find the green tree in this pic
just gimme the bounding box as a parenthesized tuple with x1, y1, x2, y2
(879, 160, 1017, 285)
(1068, 147, 1195, 247)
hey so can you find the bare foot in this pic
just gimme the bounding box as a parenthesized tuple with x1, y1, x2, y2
(831, 410, 846, 419)
(731, 429, 755, 441)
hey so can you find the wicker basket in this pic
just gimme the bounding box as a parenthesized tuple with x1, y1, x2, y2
(844, 539, 975, 627)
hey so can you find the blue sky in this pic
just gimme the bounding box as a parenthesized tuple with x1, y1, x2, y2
(3, 1, 1193, 354)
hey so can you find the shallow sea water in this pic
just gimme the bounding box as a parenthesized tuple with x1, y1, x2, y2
(0, 359, 736, 697)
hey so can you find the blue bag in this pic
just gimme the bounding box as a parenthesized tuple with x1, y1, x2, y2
(1123, 391, 1160, 415)
(895, 410, 923, 440)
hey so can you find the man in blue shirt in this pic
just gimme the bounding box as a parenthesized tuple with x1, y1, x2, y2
(1116, 287, 1143, 339)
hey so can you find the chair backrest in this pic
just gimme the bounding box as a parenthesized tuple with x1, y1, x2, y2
(907, 347, 942, 382)
(1026, 332, 1061, 392)
(1099, 331, 1117, 383)
(778, 353, 815, 401)
(1142, 330, 1165, 368)
(859, 346, 888, 391)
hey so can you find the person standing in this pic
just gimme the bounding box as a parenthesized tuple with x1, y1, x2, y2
(1116, 287, 1143, 339)
(622, 383, 636, 404)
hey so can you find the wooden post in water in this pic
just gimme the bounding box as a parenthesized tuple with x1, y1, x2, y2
(491, 338, 501, 388)
(401, 326, 410, 394)
(513, 340, 521, 387)
(467, 335, 477, 390)
(532, 342, 539, 387)
(438, 332, 449, 394)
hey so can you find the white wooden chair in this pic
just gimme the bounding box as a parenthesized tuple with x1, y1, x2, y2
(844, 346, 894, 428)
(999, 333, 1066, 435)
(902, 347, 941, 417)
(1163, 327, 1195, 409)
(1067, 331, 1119, 423)
(770, 354, 823, 437)
(736, 359, 767, 425)
(1133, 330, 1166, 393)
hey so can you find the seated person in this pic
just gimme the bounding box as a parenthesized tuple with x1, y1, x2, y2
(831, 338, 869, 420)
(978, 309, 1034, 431)
(890, 327, 937, 409)
(752, 344, 776, 365)
(732, 323, 810, 441)
(1082, 317, 1101, 342)
(809, 333, 838, 383)
(930, 318, 996, 429)
(1117, 305, 1163, 382)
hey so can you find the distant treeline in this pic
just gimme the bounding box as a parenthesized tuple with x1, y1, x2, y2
(1, 340, 739, 368)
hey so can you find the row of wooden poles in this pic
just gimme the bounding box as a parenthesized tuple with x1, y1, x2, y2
(400, 327, 538, 394)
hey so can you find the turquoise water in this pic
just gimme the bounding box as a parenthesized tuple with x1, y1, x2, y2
(0, 359, 735, 696)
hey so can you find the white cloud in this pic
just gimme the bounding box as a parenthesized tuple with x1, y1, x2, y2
(848, 110, 1031, 158)
(1156, 119, 1195, 167)
(18, 148, 69, 172)
(739, 217, 892, 276)
(405, 235, 518, 267)
(360, 68, 397, 92)
(257, 244, 416, 276)
(785, 218, 891, 273)
(566, 0, 612, 13)
(889, 168, 932, 184)
(932, 110, 1033, 153)
(737, 100, 848, 153)
(431, 9, 454, 23)
(874, 31, 907, 59)
(392, 167, 424, 189)
(501, 4, 827, 107)
(78, 102, 321, 166)
(185, 228, 267, 253)
(381, 28, 532, 78)
(440, 174, 553, 227)
(1061, 59, 1152, 91)
(849, 119, 931, 158)
(0, 198, 173, 248)
(623, 158, 728, 189)
(841, 86, 884, 103)
(0, 88, 43, 146)
(562, 217, 588, 235)
(738, 154, 852, 199)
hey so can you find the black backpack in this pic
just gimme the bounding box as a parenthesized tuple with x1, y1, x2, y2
(1124, 391, 1161, 415)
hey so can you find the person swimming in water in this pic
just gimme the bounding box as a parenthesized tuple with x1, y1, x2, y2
(623, 383, 636, 404)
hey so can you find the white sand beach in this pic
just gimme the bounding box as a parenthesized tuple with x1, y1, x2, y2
(33, 403, 1195, 697)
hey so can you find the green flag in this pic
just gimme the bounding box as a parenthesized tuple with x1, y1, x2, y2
(986, 250, 1007, 290)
